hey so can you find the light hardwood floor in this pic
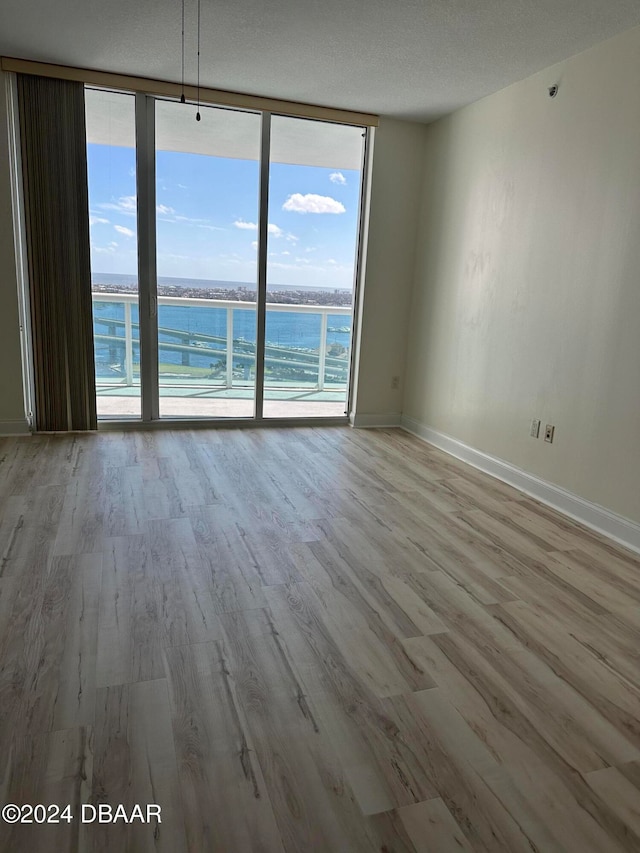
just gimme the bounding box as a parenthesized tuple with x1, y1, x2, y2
(1, 426, 639, 852)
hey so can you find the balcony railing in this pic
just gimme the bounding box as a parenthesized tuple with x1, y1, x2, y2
(92, 291, 352, 392)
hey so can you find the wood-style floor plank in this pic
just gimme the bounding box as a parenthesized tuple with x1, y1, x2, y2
(163, 641, 285, 853)
(398, 797, 475, 853)
(1, 425, 640, 851)
(220, 606, 417, 851)
(385, 690, 550, 852)
(96, 534, 164, 687)
(91, 678, 187, 852)
(403, 636, 630, 853)
(0, 727, 93, 853)
(585, 766, 640, 841)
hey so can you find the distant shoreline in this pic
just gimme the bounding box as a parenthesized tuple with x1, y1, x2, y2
(91, 280, 353, 308)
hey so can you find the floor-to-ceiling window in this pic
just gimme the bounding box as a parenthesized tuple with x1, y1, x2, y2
(155, 100, 261, 419)
(86, 89, 140, 419)
(264, 115, 364, 419)
(86, 89, 367, 424)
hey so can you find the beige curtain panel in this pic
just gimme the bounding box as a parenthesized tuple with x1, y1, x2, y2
(17, 73, 97, 431)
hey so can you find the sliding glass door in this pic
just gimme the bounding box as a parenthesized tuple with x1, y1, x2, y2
(264, 116, 365, 418)
(86, 89, 141, 418)
(154, 100, 261, 418)
(86, 89, 367, 423)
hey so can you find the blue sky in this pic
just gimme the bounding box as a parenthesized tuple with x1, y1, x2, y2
(87, 143, 362, 290)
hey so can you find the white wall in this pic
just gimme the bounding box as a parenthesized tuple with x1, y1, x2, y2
(404, 25, 640, 524)
(0, 72, 27, 433)
(352, 116, 427, 424)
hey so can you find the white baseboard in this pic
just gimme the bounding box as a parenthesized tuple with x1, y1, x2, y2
(401, 415, 640, 556)
(350, 412, 402, 428)
(0, 419, 30, 436)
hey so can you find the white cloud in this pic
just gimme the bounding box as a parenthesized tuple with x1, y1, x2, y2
(282, 193, 345, 214)
(89, 216, 109, 226)
(176, 216, 225, 230)
(98, 195, 137, 215)
(257, 257, 354, 288)
(234, 220, 283, 237)
(98, 198, 225, 231)
(114, 225, 135, 238)
(93, 240, 120, 254)
(330, 172, 346, 185)
(159, 213, 224, 230)
(158, 252, 192, 261)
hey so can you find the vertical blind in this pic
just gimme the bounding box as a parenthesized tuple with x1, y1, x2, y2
(17, 73, 97, 431)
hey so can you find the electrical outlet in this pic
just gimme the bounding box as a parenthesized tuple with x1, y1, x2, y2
(530, 418, 541, 438)
(391, 376, 400, 390)
(544, 424, 555, 443)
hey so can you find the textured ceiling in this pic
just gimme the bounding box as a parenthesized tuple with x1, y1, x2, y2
(2, 0, 640, 122)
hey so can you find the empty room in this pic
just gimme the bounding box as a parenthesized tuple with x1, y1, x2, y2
(1, 1, 640, 850)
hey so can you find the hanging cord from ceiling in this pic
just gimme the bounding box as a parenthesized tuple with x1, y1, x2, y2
(196, 0, 201, 121)
(180, 0, 186, 103)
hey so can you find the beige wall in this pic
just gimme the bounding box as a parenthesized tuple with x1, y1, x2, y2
(404, 25, 640, 523)
(0, 72, 27, 431)
(352, 116, 428, 422)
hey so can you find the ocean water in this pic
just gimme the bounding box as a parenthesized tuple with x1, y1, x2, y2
(92, 278, 352, 374)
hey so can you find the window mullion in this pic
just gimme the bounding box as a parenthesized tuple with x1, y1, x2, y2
(254, 111, 271, 420)
(135, 93, 159, 421)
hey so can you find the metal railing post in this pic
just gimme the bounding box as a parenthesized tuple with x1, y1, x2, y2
(124, 300, 134, 386)
(226, 306, 234, 388)
(318, 310, 328, 391)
